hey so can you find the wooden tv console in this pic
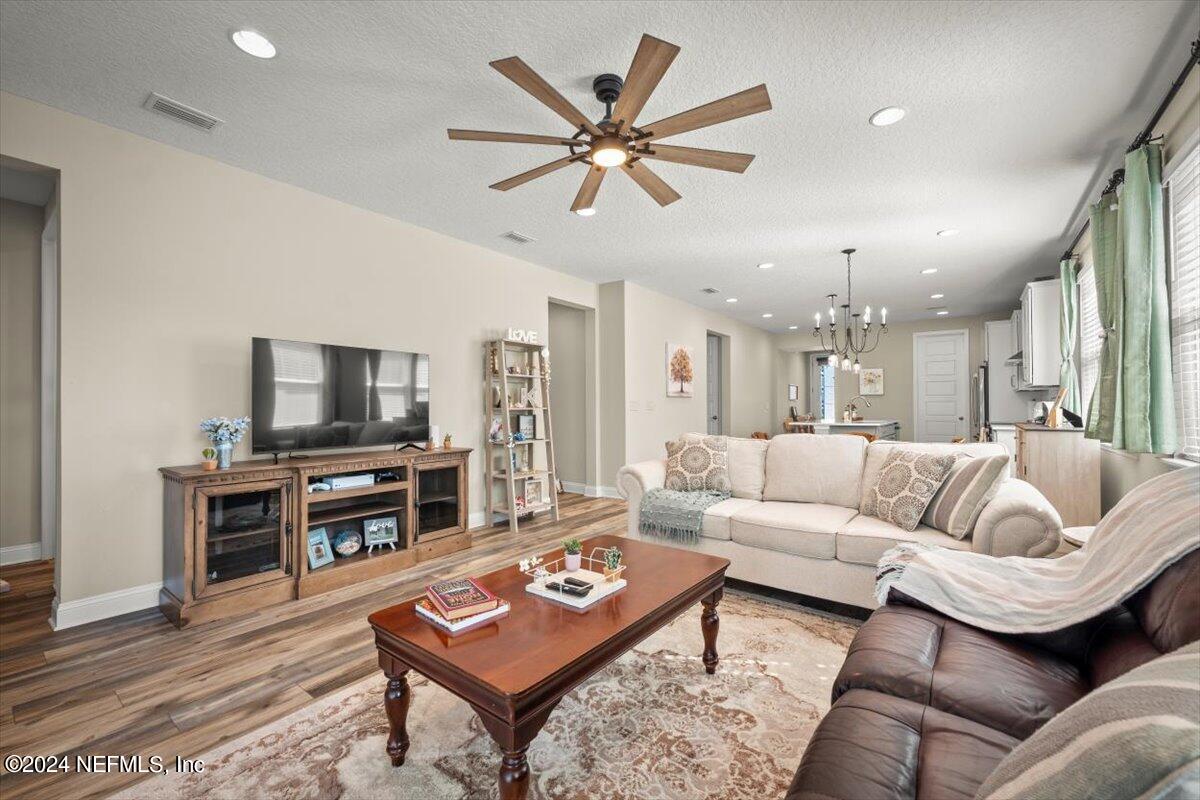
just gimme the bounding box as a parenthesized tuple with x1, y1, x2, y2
(159, 447, 471, 628)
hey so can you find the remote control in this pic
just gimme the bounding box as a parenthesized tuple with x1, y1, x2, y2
(562, 577, 590, 588)
(545, 581, 593, 597)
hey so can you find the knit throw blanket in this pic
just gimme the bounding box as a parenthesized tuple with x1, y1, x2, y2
(875, 466, 1199, 635)
(639, 488, 730, 542)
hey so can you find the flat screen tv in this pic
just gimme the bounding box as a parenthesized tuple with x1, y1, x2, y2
(251, 337, 430, 454)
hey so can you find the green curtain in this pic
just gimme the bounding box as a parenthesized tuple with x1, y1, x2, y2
(1118, 144, 1176, 454)
(1086, 193, 1122, 442)
(1058, 257, 1081, 415)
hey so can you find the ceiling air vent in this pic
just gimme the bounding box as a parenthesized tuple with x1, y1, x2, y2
(701, 288, 719, 294)
(143, 93, 224, 131)
(500, 231, 536, 245)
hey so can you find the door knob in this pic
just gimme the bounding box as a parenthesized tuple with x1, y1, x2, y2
(958, 416, 964, 421)
(711, 416, 717, 420)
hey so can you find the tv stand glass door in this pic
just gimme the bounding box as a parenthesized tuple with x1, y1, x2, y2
(195, 478, 293, 599)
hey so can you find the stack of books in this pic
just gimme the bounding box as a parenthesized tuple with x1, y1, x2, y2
(416, 577, 509, 634)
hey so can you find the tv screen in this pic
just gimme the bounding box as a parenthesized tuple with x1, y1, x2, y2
(251, 338, 430, 454)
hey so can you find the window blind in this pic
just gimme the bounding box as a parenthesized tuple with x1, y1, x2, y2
(270, 340, 323, 428)
(1167, 143, 1200, 460)
(1078, 263, 1102, 421)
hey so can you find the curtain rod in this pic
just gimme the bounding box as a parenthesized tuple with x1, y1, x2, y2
(1062, 38, 1200, 261)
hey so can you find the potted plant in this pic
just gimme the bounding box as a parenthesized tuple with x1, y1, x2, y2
(200, 448, 218, 471)
(603, 547, 624, 583)
(561, 537, 583, 571)
(199, 416, 251, 470)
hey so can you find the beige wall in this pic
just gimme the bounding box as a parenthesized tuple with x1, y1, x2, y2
(772, 312, 1009, 440)
(0, 197, 41, 549)
(0, 91, 599, 603)
(547, 301, 586, 485)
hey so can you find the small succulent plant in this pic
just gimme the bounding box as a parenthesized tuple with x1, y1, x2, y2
(604, 547, 623, 571)
(561, 537, 582, 555)
(202, 447, 216, 460)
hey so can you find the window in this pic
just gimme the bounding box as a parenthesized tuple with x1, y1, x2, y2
(1166, 142, 1199, 460)
(1077, 262, 1102, 420)
(270, 340, 323, 428)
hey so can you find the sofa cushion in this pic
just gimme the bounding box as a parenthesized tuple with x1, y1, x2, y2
(832, 604, 1088, 740)
(860, 441, 1006, 510)
(697, 497, 760, 542)
(664, 433, 730, 492)
(726, 436, 768, 501)
(921, 454, 1010, 539)
(836, 514, 970, 567)
(785, 688, 1020, 800)
(729, 501, 856, 559)
(762, 433, 866, 508)
(862, 449, 957, 531)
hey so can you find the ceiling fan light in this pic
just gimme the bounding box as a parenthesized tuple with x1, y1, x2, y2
(590, 136, 629, 168)
(574, 207, 596, 217)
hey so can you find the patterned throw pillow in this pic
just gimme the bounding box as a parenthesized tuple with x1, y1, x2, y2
(862, 449, 955, 531)
(922, 454, 1010, 539)
(664, 434, 730, 492)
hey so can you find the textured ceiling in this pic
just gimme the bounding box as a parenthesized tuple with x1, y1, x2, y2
(1, 0, 1195, 328)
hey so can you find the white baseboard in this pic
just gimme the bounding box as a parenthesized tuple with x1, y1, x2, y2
(51, 581, 162, 630)
(0, 542, 42, 566)
(559, 481, 621, 499)
(560, 481, 589, 495)
(596, 485, 621, 499)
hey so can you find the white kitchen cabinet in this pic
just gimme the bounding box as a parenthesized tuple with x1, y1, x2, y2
(1020, 279, 1062, 388)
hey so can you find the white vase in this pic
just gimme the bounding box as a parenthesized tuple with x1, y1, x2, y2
(565, 552, 582, 571)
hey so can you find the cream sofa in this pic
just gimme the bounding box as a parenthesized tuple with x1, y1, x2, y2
(617, 434, 1063, 609)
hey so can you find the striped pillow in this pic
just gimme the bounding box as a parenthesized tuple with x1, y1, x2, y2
(921, 454, 1009, 539)
(975, 641, 1200, 800)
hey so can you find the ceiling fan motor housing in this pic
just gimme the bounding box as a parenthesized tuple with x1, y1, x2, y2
(592, 73, 624, 106)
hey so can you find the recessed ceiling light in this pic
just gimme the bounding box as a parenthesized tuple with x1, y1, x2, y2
(757, 262, 774, 270)
(930, 293, 944, 299)
(936, 310, 950, 316)
(231, 29, 277, 59)
(762, 313, 773, 318)
(574, 207, 596, 217)
(936, 229, 959, 237)
(869, 106, 906, 126)
(726, 297, 738, 303)
(921, 268, 938, 274)
(788, 325, 798, 330)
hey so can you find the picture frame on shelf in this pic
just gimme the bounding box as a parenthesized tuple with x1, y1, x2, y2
(307, 527, 335, 571)
(524, 478, 543, 508)
(517, 413, 536, 440)
(364, 515, 399, 553)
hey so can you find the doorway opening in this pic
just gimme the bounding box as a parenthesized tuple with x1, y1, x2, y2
(706, 332, 729, 435)
(809, 353, 837, 421)
(547, 299, 598, 495)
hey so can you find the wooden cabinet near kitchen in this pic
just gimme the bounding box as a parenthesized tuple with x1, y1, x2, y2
(1014, 423, 1100, 526)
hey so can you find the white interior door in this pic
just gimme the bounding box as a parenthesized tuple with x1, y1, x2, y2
(914, 330, 969, 442)
(706, 334, 721, 434)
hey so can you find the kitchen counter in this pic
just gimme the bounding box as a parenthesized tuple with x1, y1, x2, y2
(811, 420, 899, 440)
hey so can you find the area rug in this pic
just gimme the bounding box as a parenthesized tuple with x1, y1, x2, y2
(114, 591, 857, 800)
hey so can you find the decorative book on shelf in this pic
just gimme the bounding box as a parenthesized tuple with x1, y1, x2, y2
(425, 577, 499, 620)
(483, 339, 561, 533)
(415, 598, 510, 634)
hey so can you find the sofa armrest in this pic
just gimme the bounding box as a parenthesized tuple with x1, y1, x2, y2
(616, 460, 667, 538)
(971, 478, 1063, 558)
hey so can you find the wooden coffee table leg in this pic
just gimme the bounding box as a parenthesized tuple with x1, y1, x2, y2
(476, 702, 556, 800)
(384, 667, 411, 766)
(499, 747, 530, 799)
(701, 587, 723, 674)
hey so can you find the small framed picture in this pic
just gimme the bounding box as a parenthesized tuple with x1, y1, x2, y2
(517, 413, 536, 440)
(524, 478, 543, 508)
(307, 527, 335, 571)
(364, 515, 399, 552)
(788, 384, 798, 401)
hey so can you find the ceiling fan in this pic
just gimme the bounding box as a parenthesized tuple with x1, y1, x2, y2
(448, 34, 772, 212)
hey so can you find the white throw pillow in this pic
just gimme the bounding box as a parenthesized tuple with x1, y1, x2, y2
(762, 434, 867, 508)
(727, 437, 768, 501)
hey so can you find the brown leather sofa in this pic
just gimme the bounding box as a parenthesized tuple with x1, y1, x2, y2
(785, 549, 1200, 800)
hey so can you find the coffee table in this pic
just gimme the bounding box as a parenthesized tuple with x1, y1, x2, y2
(367, 533, 729, 799)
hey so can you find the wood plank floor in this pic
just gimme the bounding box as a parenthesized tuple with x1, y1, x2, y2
(0, 493, 627, 800)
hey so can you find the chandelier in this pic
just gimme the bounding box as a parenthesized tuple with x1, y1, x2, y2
(813, 248, 887, 372)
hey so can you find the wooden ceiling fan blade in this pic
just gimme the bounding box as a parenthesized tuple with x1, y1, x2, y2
(448, 129, 579, 147)
(490, 57, 602, 136)
(489, 155, 582, 191)
(571, 165, 606, 212)
(635, 144, 755, 173)
(619, 161, 681, 206)
(610, 34, 680, 134)
(639, 84, 772, 142)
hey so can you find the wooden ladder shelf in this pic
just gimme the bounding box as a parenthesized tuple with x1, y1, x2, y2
(484, 339, 561, 532)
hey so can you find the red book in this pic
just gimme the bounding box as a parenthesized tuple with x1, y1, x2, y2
(425, 577, 499, 620)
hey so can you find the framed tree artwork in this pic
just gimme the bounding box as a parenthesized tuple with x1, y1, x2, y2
(666, 342, 694, 397)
